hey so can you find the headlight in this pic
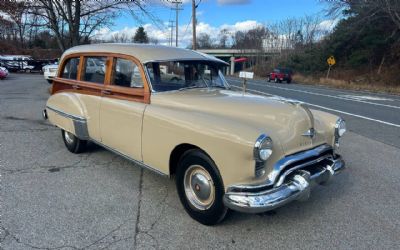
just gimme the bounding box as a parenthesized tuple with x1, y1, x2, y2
(335, 118, 346, 137)
(254, 134, 273, 162)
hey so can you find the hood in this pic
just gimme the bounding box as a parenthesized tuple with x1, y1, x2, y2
(151, 88, 327, 155)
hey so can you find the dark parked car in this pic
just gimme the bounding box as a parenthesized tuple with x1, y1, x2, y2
(267, 68, 292, 83)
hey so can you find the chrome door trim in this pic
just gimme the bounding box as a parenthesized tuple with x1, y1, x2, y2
(91, 139, 168, 177)
(46, 105, 86, 121)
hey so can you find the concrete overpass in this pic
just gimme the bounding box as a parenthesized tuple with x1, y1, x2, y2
(197, 49, 280, 75)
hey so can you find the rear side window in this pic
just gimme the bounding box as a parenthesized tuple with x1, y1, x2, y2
(112, 58, 143, 88)
(61, 57, 80, 79)
(83, 57, 107, 84)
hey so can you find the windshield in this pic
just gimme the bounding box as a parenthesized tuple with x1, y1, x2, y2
(145, 60, 229, 92)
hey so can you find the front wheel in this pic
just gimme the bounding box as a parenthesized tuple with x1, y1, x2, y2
(62, 130, 87, 153)
(176, 150, 228, 225)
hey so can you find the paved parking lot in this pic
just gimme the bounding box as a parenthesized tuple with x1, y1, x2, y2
(1, 74, 400, 249)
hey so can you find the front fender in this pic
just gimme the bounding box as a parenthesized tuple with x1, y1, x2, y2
(142, 105, 285, 189)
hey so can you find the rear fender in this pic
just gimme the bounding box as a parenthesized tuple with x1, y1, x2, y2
(45, 92, 89, 140)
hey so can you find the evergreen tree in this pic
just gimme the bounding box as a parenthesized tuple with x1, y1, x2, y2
(133, 26, 149, 44)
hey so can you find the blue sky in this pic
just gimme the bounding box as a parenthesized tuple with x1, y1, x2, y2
(96, 0, 332, 46)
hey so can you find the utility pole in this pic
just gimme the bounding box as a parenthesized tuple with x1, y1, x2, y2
(171, 1, 182, 47)
(168, 20, 175, 46)
(192, 0, 197, 50)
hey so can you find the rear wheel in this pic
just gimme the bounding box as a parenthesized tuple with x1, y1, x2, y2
(286, 79, 291, 83)
(62, 130, 87, 153)
(176, 150, 227, 225)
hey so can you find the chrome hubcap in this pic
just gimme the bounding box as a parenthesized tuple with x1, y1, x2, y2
(64, 131, 74, 144)
(184, 165, 215, 210)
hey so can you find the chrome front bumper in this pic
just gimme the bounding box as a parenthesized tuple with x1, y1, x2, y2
(223, 155, 345, 213)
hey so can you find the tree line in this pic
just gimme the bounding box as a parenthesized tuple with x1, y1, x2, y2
(1, 0, 399, 84)
(0, 0, 156, 56)
(192, 0, 400, 84)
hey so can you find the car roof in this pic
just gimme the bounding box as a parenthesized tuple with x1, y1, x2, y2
(62, 43, 228, 65)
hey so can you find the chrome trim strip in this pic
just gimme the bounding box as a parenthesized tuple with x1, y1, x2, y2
(298, 103, 314, 131)
(46, 105, 86, 122)
(91, 139, 168, 177)
(143, 58, 229, 65)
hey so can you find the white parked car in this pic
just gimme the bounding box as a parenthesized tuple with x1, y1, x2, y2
(42, 63, 59, 83)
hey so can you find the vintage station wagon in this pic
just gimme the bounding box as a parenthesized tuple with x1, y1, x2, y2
(43, 44, 346, 225)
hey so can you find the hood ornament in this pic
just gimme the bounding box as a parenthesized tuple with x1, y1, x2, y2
(302, 128, 316, 138)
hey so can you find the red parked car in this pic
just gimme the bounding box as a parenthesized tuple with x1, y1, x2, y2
(267, 68, 292, 83)
(0, 66, 9, 80)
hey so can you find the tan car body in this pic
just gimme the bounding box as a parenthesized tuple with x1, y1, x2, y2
(45, 44, 343, 204)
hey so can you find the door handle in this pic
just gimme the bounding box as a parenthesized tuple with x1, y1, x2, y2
(102, 89, 112, 95)
(72, 85, 81, 90)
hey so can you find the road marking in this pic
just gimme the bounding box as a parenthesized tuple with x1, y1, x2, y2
(339, 94, 394, 101)
(229, 79, 400, 109)
(229, 77, 400, 101)
(230, 85, 400, 128)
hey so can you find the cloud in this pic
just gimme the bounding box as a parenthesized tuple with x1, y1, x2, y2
(94, 19, 263, 47)
(217, 0, 251, 5)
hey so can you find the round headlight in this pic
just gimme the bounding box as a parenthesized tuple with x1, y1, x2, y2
(254, 134, 273, 162)
(335, 118, 346, 137)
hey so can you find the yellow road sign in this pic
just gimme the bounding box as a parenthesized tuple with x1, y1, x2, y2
(327, 56, 336, 66)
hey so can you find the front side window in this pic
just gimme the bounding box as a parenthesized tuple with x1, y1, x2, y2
(83, 57, 107, 84)
(61, 57, 80, 79)
(145, 60, 228, 92)
(112, 58, 143, 88)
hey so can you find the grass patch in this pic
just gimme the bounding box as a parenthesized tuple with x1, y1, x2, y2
(293, 74, 400, 95)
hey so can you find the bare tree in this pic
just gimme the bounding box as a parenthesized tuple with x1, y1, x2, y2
(0, 1, 32, 47)
(149, 37, 159, 45)
(197, 33, 214, 49)
(29, 0, 144, 51)
(218, 28, 229, 48)
(110, 33, 130, 43)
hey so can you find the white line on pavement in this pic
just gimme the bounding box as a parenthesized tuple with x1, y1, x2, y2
(229, 79, 400, 110)
(229, 77, 400, 101)
(230, 85, 400, 128)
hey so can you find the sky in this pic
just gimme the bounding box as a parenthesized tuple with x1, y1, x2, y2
(95, 0, 334, 47)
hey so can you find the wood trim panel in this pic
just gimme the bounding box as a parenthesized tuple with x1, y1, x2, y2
(53, 52, 152, 104)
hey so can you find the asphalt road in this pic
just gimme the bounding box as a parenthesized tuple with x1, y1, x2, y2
(1, 74, 400, 249)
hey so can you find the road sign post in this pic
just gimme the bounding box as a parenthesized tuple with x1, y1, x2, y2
(326, 56, 336, 79)
(239, 71, 254, 93)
